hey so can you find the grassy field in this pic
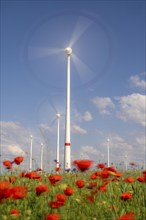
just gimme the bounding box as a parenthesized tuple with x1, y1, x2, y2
(0, 159, 146, 220)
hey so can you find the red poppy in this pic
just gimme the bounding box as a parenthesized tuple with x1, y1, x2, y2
(45, 213, 60, 220)
(120, 192, 132, 201)
(100, 170, 110, 179)
(75, 180, 85, 188)
(14, 156, 24, 165)
(56, 194, 67, 202)
(48, 175, 62, 185)
(35, 184, 49, 196)
(73, 160, 93, 172)
(49, 200, 65, 209)
(106, 166, 117, 173)
(0, 181, 11, 201)
(125, 177, 135, 183)
(10, 209, 20, 217)
(97, 163, 106, 169)
(64, 187, 75, 196)
(0, 181, 10, 190)
(3, 160, 12, 169)
(11, 186, 27, 199)
(55, 167, 60, 172)
(98, 184, 107, 192)
(90, 173, 97, 179)
(116, 172, 123, 177)
(25, 171, 42, 180)
(103, 179, 110, 185)
(117, 212, 135, 220)
(137, 176, 145, 182)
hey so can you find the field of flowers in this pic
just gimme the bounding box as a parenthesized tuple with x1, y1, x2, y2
(0, 157, 146, 220)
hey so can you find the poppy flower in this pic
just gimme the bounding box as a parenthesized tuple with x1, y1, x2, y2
(35, 184, 49, 196)
(100, 170, 109, 179)
(11, 186, 27, 199)
(45, 213, 60, 220)
(0, 181, 11, 201)
(98, 184, 107, 192)
(49, 200, 65, 209)
(56, 194, 67, 202)
(117, 212, 135, 220)
(25, 171, 42, 180)
(90, 173, 97, 179)
(106, 166, 117, 173)
(125, 177, 135, 183)
(73, 160, 93, 172)
(10, 209, 20, 217)
(103, 179, 109, 185)
(120, 192, 132, 201)
(75, 180, 85, 188)
(48, 175, 62, 185)
(14, 156, 24, 165)
(3, 160, 12, 169)
(116, 172, 123, 177)
(0, 181, 10, 190)
(97, 163, 106, 169)
(137, 176, 145, 182)
(55, 167, 60, 172)
(64, 187, 75, 196)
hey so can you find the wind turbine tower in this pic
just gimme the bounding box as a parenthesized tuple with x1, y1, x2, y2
(56, 113, 60, 169)
(64, 47, 72, 171)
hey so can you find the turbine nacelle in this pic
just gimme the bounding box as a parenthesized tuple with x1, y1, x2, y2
(56, 113, 61, 119)
(65, 47, 72, 56)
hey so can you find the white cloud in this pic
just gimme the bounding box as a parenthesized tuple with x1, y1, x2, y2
(92, 97, 115, 115)
(82, 111, 93, 121)
(129, 73, 146, 90)
(71, 124, 87, 134)
(0, 121, 39, 159)
(81, 145, 99, 155)
(8, 145, 26, 156)
(115, 93, 146, 127)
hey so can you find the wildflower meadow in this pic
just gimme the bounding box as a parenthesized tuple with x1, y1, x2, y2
(0, 157, 146, 220)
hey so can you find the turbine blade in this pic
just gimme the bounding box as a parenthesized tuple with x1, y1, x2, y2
(72, 53, 96, 85)
(69, 16, 93, 47)
(28, 46, 63, 60)
(49, 118, 56, 127)
(47, 99, 58, 114)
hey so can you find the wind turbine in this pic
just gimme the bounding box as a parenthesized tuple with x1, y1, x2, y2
(26, 15, 110, 171)
(56, 113, 60, 169)
(64, 47, 72, 171)
(29, 135, 33, 171)
(107, 138, 110, 167)
(40, 143, 44, 170)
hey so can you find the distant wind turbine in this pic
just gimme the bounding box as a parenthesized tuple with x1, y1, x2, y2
(29, 135, 33, 171)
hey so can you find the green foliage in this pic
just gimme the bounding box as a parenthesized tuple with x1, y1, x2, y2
(0, 171, 145, 220)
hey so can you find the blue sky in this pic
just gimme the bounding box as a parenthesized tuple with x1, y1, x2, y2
(1, 0, 145, 171)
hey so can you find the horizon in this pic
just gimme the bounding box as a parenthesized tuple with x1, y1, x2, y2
(1, 0, 145, 173)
